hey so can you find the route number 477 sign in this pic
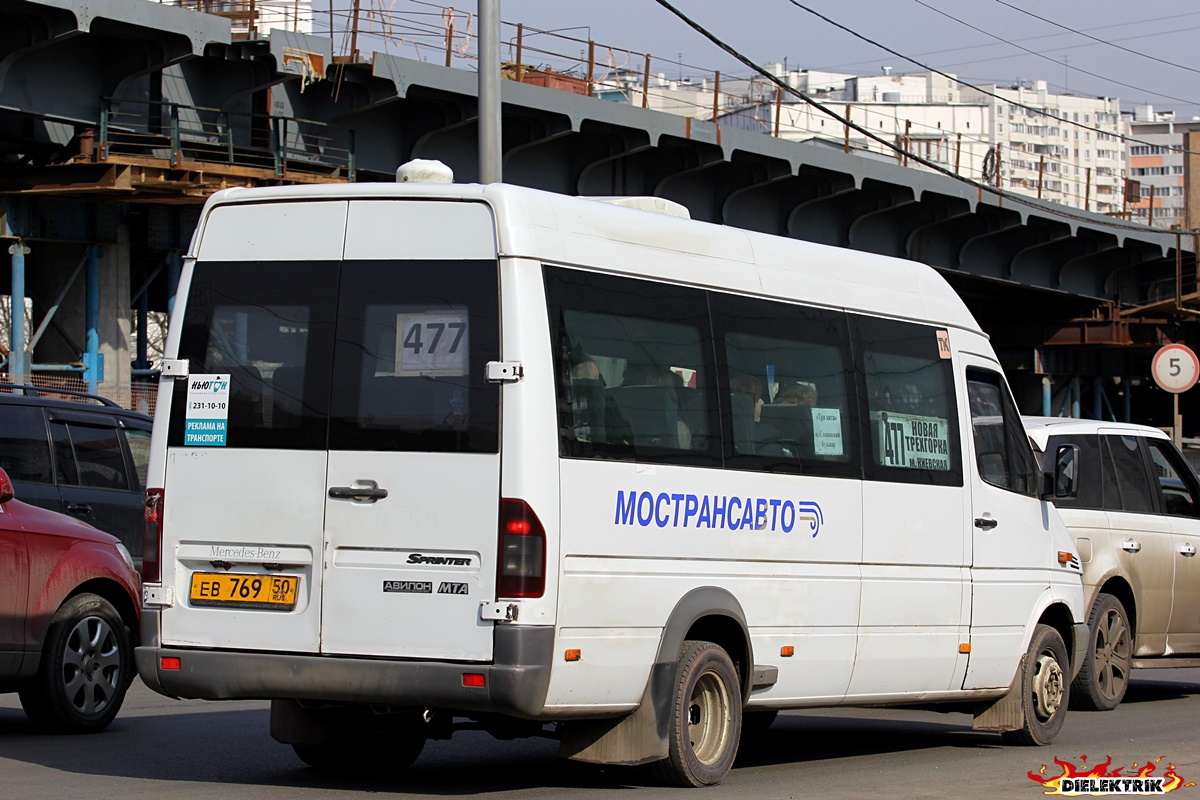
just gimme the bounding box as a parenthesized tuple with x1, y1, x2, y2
(1152, 343, 1200, 394)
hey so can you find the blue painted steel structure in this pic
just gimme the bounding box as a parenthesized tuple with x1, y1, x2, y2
(7, 241, 28, 380)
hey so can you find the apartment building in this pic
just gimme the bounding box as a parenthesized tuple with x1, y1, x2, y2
(1124, 105, 1200, 230)
(610, 64, 1128, 218)
(718, 69, 991, 180)
(961, 81, 1123, 215)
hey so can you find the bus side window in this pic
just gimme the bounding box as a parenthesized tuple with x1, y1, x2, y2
(966, 368, 1038, 496)
(855, 317, 963, 487)
(711, 293, 858, 478)
(545, 266, 718, 467)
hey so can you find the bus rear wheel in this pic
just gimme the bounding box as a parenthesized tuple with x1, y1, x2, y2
(293, 715, 425, 775)
(652, 640, 742, 787)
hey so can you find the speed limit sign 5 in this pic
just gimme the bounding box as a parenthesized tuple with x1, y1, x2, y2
(1152, 343, 1200, 394)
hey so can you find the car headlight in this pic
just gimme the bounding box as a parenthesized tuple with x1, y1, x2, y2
(115, 542, 135, 571)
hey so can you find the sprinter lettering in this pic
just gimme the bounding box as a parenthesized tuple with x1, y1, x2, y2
(406, 554, 473, 566)
(613, 491, 822, 537)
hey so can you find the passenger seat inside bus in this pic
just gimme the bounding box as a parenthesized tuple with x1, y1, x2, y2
(228, 365, 265, 428)
(759, 405, 815, 458)
(569, 377, 607, 444)
(607, 386, 683, 449)
(271, 365, 304, 427)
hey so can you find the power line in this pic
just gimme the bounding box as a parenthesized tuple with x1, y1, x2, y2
(931, 24, 1200, 85)
(816, 11, 1200, 74)
(993, 0, 1200, 77)
(912, 0, 1200, 108)
(650, 0, 1185, 236)
(782, 0, 1199, 155)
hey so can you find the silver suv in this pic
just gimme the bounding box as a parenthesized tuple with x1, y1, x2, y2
(1024, 417, 1200, 711)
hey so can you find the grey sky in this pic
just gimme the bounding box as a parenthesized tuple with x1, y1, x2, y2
(469, 1, 1200, 119)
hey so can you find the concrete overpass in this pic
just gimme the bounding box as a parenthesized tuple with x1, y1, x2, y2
(1, 0, 1196, 422)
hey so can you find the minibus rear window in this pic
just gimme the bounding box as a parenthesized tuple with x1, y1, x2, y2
(327, 260, 500, 453)
(169, 261, 337, 451)
(169, 259, 499, 454)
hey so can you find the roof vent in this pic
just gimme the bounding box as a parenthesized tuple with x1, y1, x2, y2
(583, 196, 691, 219)
(396, 159, 454, 184)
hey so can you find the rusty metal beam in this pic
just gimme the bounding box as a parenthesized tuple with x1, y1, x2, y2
(0, 153, 349, 203)
(1119, 291, 1200, 319)
(1041, 319, 1174, 347)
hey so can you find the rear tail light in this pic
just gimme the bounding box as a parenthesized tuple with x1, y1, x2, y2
(143, 488, 164, 583)
(496, 498, 546, 598)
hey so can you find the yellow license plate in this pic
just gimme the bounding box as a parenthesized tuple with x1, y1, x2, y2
(190, 572, 299, 610)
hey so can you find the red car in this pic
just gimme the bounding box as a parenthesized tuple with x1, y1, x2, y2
(0, 467, 140, 732)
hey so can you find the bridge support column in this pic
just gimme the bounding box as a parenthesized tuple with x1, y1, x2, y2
(74, 221, 132, 403)
(84, 244, 99, 395)
(8, 241, 29, 383)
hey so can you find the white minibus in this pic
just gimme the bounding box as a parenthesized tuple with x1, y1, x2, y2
(137, 168, 1087, 787)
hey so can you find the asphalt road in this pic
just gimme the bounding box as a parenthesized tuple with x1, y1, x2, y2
(1, 670, 1198, 800)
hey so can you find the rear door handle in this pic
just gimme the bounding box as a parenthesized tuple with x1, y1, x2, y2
(1121, 540, 1142, 553)
(1181, 543, 1197, 558)
(65, 502, 92, 515)
(328, 486, 388, 501)
(974, 517, 997, 530)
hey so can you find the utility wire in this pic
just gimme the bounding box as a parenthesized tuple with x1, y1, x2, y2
(993, 0, 1200, 77)
(784, 0, 1199, 155)
(912, 0, 1200, 107)
(923, 24, 1200, 80)
(818, 11, 1200, 73)
(651, 0, 1182, 236)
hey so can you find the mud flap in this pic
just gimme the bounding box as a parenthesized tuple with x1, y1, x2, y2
(271, 698, 332, 746)
(559, 662, 673, 765)
(971, 657, 1025, 733)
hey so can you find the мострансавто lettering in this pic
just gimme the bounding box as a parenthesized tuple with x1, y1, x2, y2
(614, 491, 823, 537)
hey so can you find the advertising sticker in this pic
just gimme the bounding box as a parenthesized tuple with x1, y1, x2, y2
(185, 373, 231, 446)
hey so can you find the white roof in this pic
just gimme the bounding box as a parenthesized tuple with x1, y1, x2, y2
(1022, 415, 1170, 448)
(199, 181, 983, 334)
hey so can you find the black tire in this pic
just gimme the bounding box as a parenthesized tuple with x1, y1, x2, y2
(1001, 623, 1069, 746)
(1070, 594, 1132, 711)
(18, 593, 132, 734)
(293, 716, 425, 775)
(652, 640, 742, 787)
(741, 709, 779, 738)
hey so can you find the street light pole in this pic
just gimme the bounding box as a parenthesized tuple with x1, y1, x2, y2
(478, 0, 501, 184)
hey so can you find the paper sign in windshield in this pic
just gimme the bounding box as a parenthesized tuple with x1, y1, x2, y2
(396, 312, 469, 376)
(185, 373, 231, 446)
(879, 411, 950, 470)
(811, 408, 844, 456)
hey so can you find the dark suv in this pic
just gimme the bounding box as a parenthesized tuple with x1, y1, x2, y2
(0, 386, 151, 571)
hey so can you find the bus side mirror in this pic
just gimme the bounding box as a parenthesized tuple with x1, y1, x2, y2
(1042, 443, 1080, 501)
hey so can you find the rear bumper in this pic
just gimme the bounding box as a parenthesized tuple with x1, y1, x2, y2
(135, 609, 554, 718)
